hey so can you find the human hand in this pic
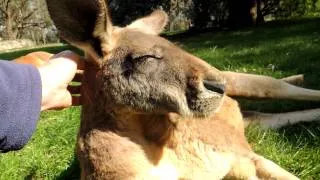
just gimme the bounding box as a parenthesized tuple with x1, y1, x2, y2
(38, 51, 84, 111)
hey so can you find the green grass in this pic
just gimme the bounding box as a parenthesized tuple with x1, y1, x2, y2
(1, 17, 320, 179)
(0, 108, 81, 180)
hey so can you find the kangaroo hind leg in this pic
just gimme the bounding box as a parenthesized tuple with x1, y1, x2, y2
(252, 155, 299, 180)
(243, 109, 320, 129)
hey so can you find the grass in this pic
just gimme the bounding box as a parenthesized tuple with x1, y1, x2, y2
(0, 108, 81, 180)
(1, 17, 320, 179)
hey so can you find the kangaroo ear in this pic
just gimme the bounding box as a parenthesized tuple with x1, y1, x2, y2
(127, 10, 168, 35)
(46, 0, 112, 59)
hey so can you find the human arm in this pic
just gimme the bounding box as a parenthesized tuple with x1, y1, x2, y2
(0, 61, 42, 152)
(0, 51, 83, 152)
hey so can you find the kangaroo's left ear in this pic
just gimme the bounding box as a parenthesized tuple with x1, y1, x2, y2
(127, 10, 168, 35)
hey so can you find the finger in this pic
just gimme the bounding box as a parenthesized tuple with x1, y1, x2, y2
(72, 96, 82, 106)
(68, 85, 81, 95)
(42, 91, 72, 111)
(77, 69, 84, 74)
(51, 50, 85, 70)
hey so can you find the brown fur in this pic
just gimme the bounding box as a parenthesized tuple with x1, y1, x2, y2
(43, 0, 306, 179)
(13, 51, 53, 66)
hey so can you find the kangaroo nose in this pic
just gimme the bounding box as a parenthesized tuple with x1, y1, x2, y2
(203, 80, 225, 94)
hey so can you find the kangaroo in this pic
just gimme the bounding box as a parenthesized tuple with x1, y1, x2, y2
(44, 0, 320, 179)
(14, 51, 53, 66)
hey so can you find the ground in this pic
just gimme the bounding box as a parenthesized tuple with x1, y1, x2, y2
(0, 17, 320, 180)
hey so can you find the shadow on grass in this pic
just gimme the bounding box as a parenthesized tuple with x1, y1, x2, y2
(55, 156, 81, 180)
(167, 17, 320, 44)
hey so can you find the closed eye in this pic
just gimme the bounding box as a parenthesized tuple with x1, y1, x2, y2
(122, 54, 162, 77)
(132, 54, 163, 61)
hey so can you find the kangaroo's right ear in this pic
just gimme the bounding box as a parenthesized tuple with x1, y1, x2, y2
(46, 0, 112, 62)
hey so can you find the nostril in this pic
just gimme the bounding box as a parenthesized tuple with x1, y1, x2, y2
(203, 80, 225, 94)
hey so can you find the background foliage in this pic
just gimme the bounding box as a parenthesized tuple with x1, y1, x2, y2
(1, 0, 320, 44)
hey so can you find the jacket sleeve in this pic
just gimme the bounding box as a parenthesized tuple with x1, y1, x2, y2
(0, 60, 42, 153)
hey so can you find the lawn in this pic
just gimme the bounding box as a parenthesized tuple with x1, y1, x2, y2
(1, 17, 320, 179)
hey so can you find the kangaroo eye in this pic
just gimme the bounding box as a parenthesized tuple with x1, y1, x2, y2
(133, 54, 163, 62)
(122, 53, 162, 77)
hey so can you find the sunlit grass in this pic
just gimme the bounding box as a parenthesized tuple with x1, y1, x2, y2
(0, 107, 81, 180)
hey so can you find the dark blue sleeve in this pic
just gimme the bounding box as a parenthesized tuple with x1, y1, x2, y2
(0, 60, 42, 152)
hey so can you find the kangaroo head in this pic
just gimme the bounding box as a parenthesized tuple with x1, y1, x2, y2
(47, 0, 225, 118)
